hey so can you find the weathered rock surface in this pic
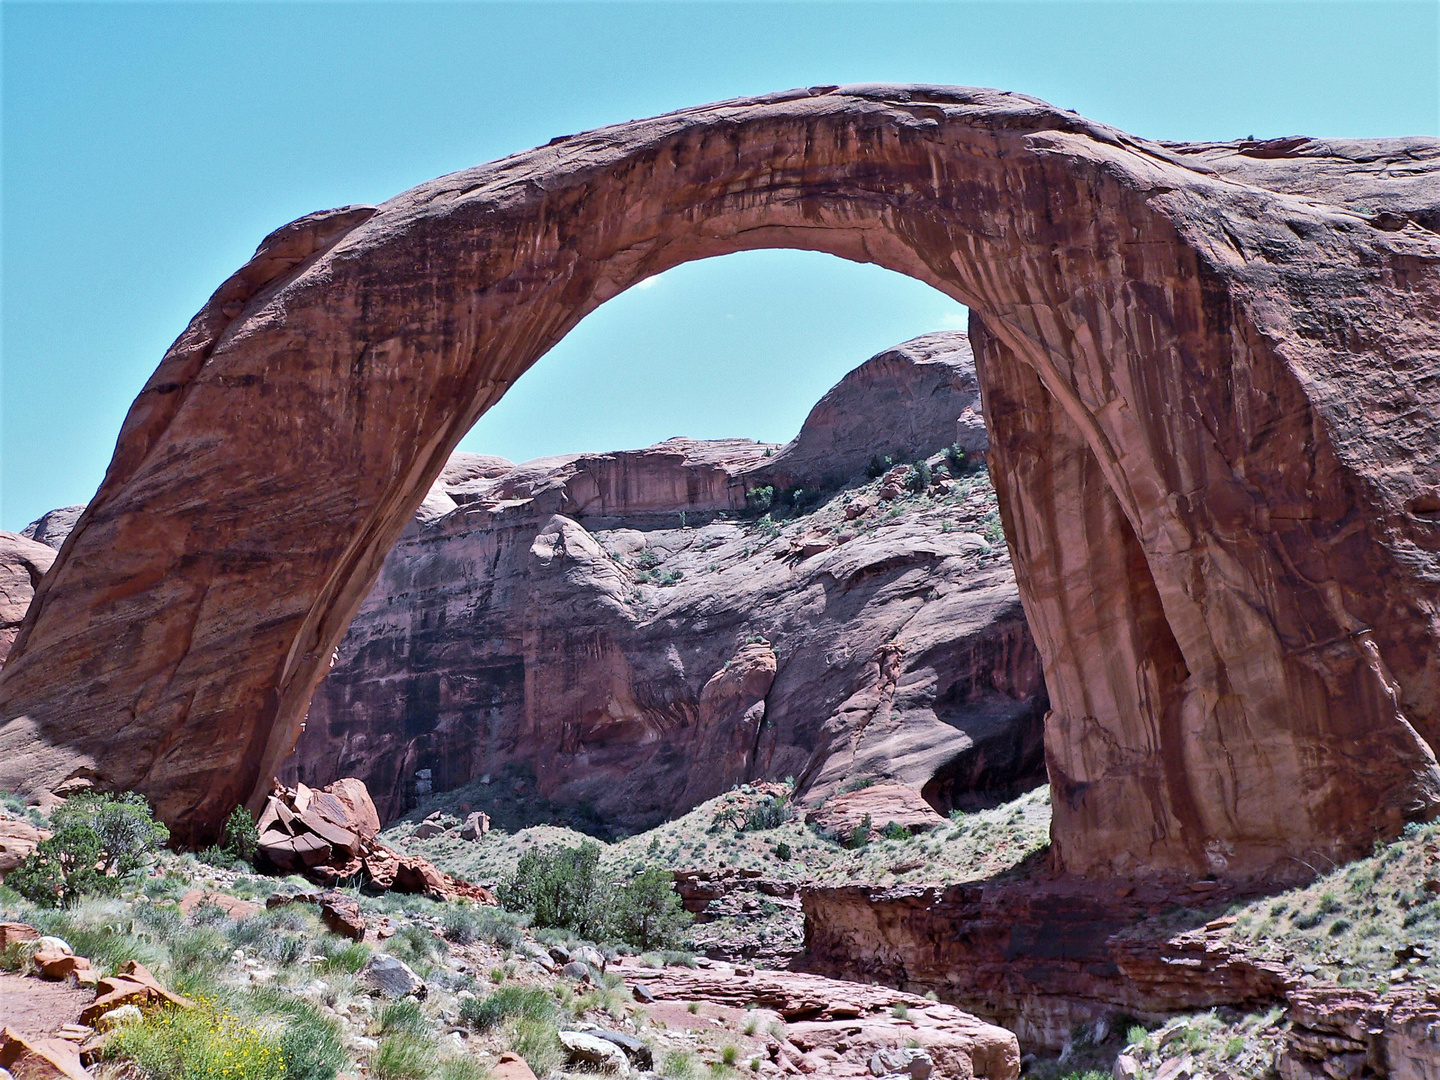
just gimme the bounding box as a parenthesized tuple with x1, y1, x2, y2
(281, 334, 1043, 827)
(805, 783, 948, 841)
(0, 536, 54, 668)
(18, 509, 84, 553)
(0, 819, 48, 880)
(255, 778, 494, 903)
(1, 88, 1437, 883)
(747, 332, 986, 493)
(1281, 987, 1440, 1080)
(800, 880, 1293, 1052)
(617, 960, 1020, 1079)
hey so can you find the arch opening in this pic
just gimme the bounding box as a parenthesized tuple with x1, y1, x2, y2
(1, 86, 1436, 883)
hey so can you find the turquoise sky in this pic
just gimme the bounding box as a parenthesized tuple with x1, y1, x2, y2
(3, 1, 1437, 531)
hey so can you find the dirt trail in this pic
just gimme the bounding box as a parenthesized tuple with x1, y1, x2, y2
(0, 973, 91, 1038)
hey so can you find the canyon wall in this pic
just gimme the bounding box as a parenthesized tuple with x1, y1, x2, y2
(1, 88, 1436, 882)
(281, 334, 1047, 826)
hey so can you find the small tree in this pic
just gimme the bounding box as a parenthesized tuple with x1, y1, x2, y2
(501, 841, 609, 941)
(8, 791, 169, 907)
(611, 865, 691, 951)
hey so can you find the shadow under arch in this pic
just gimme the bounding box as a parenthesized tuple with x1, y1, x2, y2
(2, 85, 1438, 881)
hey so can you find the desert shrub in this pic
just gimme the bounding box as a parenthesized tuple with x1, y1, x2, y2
(501, 842, 609, 941)
(9, 792, 168, 907)
(742, 794, 793, 832)
(838, 778, 875, 794)
(745, 486, 774, 513)
(880, 821, 910, 841)
(320, 938, 371, 974)
(198, 806, 260, 868)
(611, 865, 692, 951)
(106, 1002, 285, 1080)
(379, 999, 431, 1036)
(507, 1016, 563, 1078)
(846, 814, 873, 849)
(385, 924, 448, 965)
(437, 1058, 491, 1080)
(372, 1032, 437, 1080)
(249, 988, 348, 1080)
(662, 1049, 702, 1080)
(441, 902, 519, 946)
(772, 842, 792, 861)
(866, 454, 895, 479)
(461, 985, 558, 1031)
(905, 461, 931, 493)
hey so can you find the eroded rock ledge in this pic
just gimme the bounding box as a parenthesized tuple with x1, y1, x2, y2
(799, 879, 1294, 1052)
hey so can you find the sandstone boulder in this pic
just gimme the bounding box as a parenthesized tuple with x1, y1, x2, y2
(255, 779, 492, 902)
(0, 1028, 92, 1080)
(360, 954, 425, 999)
(0, 821, 48, 880)
(18, 509, 84, 552)
(491, 1052, 538, 1080)
(458, 812, 489, 841)
(557, 1031, 629, 1075)
(617, 961, 1018, 1080)
(79, 962, 192, 1025)
(806, 784, 948, 841)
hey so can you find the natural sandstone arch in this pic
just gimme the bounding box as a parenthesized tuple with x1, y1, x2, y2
(2, 86, 1439, 880)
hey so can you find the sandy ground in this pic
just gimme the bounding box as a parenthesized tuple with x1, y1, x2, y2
(0, 972, 92, 1039)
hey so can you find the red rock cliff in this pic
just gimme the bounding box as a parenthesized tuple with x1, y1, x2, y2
(280, 334, 1047, 827)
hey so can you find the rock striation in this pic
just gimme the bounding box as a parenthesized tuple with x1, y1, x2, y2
(799, 879, 1294, 1052)
(279, 333, 1045, 826)
(0, 88, 1437, 882)
(616, 960, 1020, 1078)
(0, 534, 55, 667)
(1280, 987, 1440, 1080)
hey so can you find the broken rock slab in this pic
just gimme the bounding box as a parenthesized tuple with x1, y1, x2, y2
(0, 1028, 92, 1080)
(557, 1031, 629, 1075)
(79, 962, 193, 1026)
(359, 954, 425, 1000)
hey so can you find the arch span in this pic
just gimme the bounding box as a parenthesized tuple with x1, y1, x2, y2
(2, 85, 1439, 879)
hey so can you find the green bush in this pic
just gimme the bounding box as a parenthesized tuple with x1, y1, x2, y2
(372, 1032, 437, 1080)
(379, 999, 431, 1036)
(905, 461, 931, 493)
(461, 985, 558, 1031)
(610, 866, 692, 951)
(866, 454, 895, 480)
(880, 821, 910, 841)
(9, 792, 168, 907)
(501, 842, 609, 941)
(105, 1001, 285, 1080)
(772, 842, 792, 861)
(500, 844, 691, 949)
(197, 806, 259, 867)
(249, 988, 348, 1080)
(745, 486, 774, 513)
(507, 1016, 562, 1078)
(742, 795, 793, 832)
(846, 814, 873, 850)
(437, 1058, 491, 1080)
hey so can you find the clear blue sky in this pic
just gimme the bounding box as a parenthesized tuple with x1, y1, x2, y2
(3, 2, 1437, 531)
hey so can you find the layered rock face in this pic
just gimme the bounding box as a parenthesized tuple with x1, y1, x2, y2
(0, 534, 55, 666)
(281, 334, 1047, 826)
(1, 87, 1436, 881)
(800, 880, 1293, 1052)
